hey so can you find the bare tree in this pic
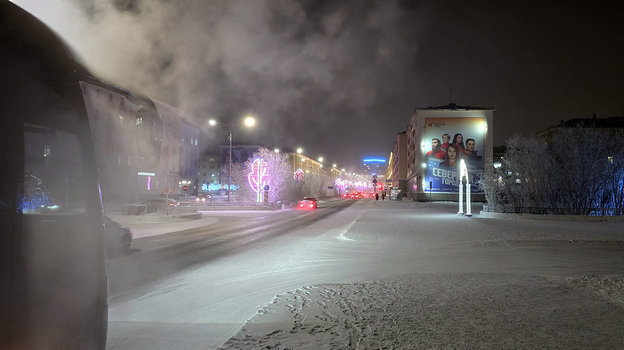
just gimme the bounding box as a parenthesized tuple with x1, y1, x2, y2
(483, 127, 624, 215)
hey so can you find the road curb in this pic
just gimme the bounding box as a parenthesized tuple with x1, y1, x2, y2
(479, 211, 624, 222)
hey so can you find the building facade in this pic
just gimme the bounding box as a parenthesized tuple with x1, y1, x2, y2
(390, 132, 407, 191)
(81, 80, 162, 204)
(153, 99, 182, 196)
(82, 80, 200, 203)
(198, 152, 221, 193)
(406, 103, 494, 201)
(180, 121, 201, 195)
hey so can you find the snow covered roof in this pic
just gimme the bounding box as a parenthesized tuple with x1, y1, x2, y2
(415, 103, 494, 111)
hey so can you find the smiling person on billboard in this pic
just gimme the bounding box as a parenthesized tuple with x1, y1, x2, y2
(440, 144, 459, 169)
(426, 138, 446, 161)
(463, 138, 482, 168)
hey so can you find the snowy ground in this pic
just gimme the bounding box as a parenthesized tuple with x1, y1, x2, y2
(220, 274, 624, 349)
(219, 202, 624, 349)
(107, 200, 624, 349)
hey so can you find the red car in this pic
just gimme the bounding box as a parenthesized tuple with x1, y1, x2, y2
(298, 197, 318, 209)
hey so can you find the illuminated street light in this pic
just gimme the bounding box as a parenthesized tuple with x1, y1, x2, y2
(209, 115, 257, 203)
(296, 147, 303, 154)
(332, 164, 337, 168)
(274, 148, 280, 153)
(318, 157, 324, 162)
(244, 116, 256, 127)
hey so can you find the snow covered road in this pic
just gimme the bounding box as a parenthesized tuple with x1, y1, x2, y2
(107, 200, 624, 349)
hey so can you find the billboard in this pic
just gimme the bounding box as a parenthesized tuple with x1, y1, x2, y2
(424, 117, 485, 193)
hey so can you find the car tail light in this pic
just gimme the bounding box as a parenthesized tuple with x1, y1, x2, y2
(309, 204, 314, 208)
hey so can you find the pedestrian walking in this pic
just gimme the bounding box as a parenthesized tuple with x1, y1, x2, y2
(375, 192, 379, 201)
(382, 191, 386, 201)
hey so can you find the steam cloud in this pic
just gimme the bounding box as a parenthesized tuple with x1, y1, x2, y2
(12, 0, 428, 166)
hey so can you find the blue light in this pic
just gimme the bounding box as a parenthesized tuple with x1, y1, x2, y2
(363, 158, 386, 163)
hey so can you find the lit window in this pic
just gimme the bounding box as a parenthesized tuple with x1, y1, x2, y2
(136, 117, 143, 126)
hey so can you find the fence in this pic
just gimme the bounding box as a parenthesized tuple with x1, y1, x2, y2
(482, 204, 624, 216)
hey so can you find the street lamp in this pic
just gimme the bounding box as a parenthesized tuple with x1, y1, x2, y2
(209, 115, 256, 203)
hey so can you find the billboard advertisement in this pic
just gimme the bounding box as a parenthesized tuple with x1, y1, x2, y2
(424, 117, 485, 193)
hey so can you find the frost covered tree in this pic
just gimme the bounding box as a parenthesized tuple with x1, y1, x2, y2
(231, 148, 295, 204)
(483, 127, 624, 215)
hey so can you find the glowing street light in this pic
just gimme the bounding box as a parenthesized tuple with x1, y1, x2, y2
(296, 147, 303, 154)
(332, 164, 337, 168)
(274, 148, 280, 153)
(244, 115, 256, 127)
(209, 115, 256, 203)
(318, 156, 324, 162)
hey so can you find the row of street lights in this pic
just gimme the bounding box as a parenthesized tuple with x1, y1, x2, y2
(209, 115, 345, 202)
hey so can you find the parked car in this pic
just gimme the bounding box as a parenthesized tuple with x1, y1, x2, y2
(298, 197, 318, 209)
(144, 198, 180, 212)
(103, 216, 132, 256)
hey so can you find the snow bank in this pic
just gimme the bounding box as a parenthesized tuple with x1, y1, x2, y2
(220, 273, 624, 349)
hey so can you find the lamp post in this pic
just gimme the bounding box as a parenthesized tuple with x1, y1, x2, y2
(228, 130, 232, 203)
(209, 116, 256, 203)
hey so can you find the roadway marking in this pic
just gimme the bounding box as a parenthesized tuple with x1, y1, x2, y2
(337, 210, 366, 241)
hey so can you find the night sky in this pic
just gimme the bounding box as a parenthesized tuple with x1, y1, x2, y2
(12, 0, 624, 170)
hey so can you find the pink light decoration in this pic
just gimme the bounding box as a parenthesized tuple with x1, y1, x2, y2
(294, 168, 304, 182)
(248, 157, 271, 194)
(147, 175, 152, 190)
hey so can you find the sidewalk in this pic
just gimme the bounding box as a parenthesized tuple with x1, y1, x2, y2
(106, 212, 219, 239)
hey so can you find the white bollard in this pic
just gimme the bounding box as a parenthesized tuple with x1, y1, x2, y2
(458, 182, 463, 215)
(465, 183, 472, 216)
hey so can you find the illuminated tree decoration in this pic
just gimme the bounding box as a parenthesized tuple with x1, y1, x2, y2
(334, 178, 344, 191)
(294, 168, 304, 183)
(248, 157, 271, 202)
